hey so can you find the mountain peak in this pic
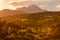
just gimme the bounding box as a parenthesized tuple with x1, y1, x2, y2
(0, 4, 47, 17)
(28, 4, 40, 8)
(21, 4, 46, 13)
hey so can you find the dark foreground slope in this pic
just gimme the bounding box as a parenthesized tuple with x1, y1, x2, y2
(0, 12, 60, 40)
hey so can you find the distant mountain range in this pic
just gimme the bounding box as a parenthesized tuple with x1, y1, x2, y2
(0, 4, 47, 17)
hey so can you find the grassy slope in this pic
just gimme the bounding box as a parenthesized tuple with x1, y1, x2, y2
(0, 12, 60, 40)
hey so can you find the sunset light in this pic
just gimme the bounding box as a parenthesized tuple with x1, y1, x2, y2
(0, 0, 60, 40)
(0, 0, 4, 10)
(0, 0, 60, 11)
(56, 5, 60, 8)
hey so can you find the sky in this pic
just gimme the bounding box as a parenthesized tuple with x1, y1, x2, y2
(0, 0, 60, 11)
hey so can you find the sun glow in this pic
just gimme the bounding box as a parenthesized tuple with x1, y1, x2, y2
(0, 0, 4, 10)
(0, 0, 27, 10)
(56, 5, 60, 8)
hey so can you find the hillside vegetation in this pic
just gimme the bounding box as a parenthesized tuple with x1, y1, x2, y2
(0, 12, 60, 40)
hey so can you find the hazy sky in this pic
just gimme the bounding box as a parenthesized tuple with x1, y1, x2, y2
(0, 0, 60, 11)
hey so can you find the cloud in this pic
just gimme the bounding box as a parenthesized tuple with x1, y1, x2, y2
(7, 1, 24, 10)
(0, 0, 60, 11)
(33, 0, 51, 2)
(7, 0, 60, 11)
(8, 1, 20, 6)
(7, 1, 33, 7)
(39, 5, 47, 8)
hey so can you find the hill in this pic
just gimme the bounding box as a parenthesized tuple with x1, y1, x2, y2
(16, 5, 46, 13)
(0, 11, 60, 40)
